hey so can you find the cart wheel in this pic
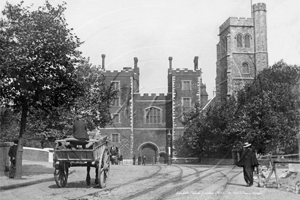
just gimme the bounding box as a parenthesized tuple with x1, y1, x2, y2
(98, 149, 110, 188)
(54, 161, 69, 188)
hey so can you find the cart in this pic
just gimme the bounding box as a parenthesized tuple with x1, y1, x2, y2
(53, 136, 110, 188)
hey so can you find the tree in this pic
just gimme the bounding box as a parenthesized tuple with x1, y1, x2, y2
(24, 58, 117, 147)
(181, 61, 300, 158)
(230, 61, 300, 154)
(0, 1, 84, 178)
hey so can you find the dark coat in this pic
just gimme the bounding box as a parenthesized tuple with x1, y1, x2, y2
(8, 144, 18, 162)
(237, 148, 259, 167)
(73, 120, 89, 140)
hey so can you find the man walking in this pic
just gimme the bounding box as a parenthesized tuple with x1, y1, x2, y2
(237, 142, 259, 187)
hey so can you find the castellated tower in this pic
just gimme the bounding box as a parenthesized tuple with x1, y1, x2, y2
(215, 3, 268, 103)
(252, 3, 268, 72)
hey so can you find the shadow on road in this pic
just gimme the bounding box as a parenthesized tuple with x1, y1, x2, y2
(227, 183, 247, 187)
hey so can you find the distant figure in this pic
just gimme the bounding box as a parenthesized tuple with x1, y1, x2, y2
(236, 142, 259, 187)
(142, 155, 146, 165)
(119, 154, 123, 165)
(133, 154, 136, 165)
(8, 139, 18, 178)
(138, 154, 142, 165)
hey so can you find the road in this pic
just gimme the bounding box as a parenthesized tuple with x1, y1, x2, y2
(1, 164, 298, 200)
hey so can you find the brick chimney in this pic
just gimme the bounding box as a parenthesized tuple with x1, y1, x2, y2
(169, 57, 173, 69)
(134, 57, 138, 69)
(101, 54, 106, 70)
(194, 56, 198, 71)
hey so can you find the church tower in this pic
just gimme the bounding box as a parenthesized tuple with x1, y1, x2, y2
(215, 3, 268, 103)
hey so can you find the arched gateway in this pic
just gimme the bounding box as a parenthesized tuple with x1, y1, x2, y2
(137, 142, 164, 164)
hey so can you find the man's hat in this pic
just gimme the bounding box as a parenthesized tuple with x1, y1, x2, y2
(243, 142, 252, 148)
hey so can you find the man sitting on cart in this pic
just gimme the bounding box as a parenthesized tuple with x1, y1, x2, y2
(71, 114, 89, 149)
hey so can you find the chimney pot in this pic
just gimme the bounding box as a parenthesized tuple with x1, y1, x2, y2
(101, 54, 106, 70)
(169, 57, 173, 69)
(194, 56, 199, 70)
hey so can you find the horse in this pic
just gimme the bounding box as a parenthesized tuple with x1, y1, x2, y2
(109, 146, 119, 165)
(110, 154, 119, 165)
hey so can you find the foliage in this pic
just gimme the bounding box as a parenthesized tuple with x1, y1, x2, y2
(180, 61, 300, 157)
(0, 1, 84, 178)
(230, 61, 300, 154)
(0, 108, 19, 142)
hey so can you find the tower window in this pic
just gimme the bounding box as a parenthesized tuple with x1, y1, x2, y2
(111, 133, 119, 142)
(111, 81, 120, 91)
(242, 63, 250, 74)
(182, 97, 191, 112)
(182, 80, 191, 90)
(245, 34, 251, 48)
(145, 107, 161, 124)
(237, 34, 243, 48)
(111, 96, 120, 107)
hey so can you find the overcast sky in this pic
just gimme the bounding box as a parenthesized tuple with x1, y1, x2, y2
(1, 0, 299, 98)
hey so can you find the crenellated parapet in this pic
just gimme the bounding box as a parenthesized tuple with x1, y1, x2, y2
(104, 67, 136, 77)
(252, 3, 266, 12)
(219, 17, 253, 34)
(133, 93, 172, 101)
(169, 68, 201, 75)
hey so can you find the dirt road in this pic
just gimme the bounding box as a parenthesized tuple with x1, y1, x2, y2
(1, 164, 299, 200)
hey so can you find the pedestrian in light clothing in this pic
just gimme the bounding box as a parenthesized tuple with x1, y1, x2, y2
(236, 142, 259, 187)
(8, 139, 18, 178)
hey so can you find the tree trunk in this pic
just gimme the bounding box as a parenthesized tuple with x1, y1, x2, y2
(15, 101, 28, 179)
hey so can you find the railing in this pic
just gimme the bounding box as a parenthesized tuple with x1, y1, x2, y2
(257, 154, 300, 190)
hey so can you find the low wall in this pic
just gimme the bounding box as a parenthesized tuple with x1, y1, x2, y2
(0, 142, 11, 173)
(23, 147, 53, 162)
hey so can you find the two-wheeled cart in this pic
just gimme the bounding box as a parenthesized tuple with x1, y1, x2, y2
(53, 136, 110, 188)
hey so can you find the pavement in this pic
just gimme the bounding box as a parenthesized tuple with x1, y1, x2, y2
(0, 160, 55, 190)
(0, 160, 299, 197)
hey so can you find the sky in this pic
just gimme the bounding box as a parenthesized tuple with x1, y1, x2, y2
(1, 0, 300, 98)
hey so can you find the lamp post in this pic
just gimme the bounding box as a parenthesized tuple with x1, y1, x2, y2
(167, 131, 172, 165)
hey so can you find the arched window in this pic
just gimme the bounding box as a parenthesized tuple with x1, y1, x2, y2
(145, 107, 161, 124)
(245, 34, 251, 48)
(242, 62, 250, 74)
(237, 34, 243, 47)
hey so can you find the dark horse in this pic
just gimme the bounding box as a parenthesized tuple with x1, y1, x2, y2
(110, 146, 119, 165)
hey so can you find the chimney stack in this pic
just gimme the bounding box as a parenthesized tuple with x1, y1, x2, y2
(169, 57, 173, 69)
(101, 54, 106, 70)
(194, 56, 198, 70)
(134, 57, 138, 69)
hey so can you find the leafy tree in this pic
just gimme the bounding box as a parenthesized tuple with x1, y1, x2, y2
(181, 61, 300, 158)
(25, 58, 117, 147)
(230, 61, 300, 154)
(0, 1, 84, 178)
